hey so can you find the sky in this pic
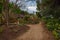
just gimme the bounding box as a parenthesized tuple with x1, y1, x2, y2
(25, 1, 37, 13)
(9, 0, 37, 13)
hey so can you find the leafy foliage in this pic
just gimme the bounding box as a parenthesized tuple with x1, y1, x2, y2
(37, 0, 60, 40)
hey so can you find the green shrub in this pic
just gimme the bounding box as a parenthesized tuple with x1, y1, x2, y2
(41, 16, 60, 40)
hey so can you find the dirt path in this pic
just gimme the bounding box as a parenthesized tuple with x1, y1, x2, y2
(13, 23, 55, 40)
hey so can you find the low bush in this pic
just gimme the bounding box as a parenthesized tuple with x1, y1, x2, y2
(41, 17, 60, 40)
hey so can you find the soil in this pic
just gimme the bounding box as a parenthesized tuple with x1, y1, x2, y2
(0, 22, 55, 40)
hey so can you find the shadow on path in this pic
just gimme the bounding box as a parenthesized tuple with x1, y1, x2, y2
(0, 24, 30, 40)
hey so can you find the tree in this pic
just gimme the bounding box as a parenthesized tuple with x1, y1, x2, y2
(36, 0, 60, 40)
(0, 0, 3, 25)
(36, 0, 42, 18)
(37, 0, 60, 18)
(3, 0, 9, 26)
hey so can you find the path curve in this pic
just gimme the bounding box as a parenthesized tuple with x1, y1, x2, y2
(13, 22, 55, 40)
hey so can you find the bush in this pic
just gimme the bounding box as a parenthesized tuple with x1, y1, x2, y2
(42, 17, 60, 40)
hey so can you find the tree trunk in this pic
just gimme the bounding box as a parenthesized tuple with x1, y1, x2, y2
(3, 0, 9, 27)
